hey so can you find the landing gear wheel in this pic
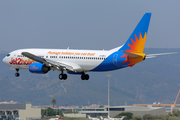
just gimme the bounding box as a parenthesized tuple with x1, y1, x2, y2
(85, 74, 89, 80)
(81, 75, 85, 80)
(63, 74, 67, 80)
(15, 69, 20, 77)
(81, 74, 89, 80)
(59, 74, 63, 80)
(59, 74, 67, 80)
(15, 73, 20, 77)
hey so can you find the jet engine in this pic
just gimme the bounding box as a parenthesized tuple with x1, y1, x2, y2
(29, 63, 50, 74)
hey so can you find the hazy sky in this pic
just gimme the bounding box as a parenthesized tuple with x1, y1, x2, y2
(0, 0, 180, 52)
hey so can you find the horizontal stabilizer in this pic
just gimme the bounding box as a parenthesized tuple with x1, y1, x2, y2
(146, 52, 178, 58)
(121, 50, 144, 58)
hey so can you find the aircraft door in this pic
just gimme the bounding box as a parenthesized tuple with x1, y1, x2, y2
(113, 54, 118, 65)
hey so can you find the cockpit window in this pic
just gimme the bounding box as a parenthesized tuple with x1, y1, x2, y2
(6, 54, 10, 57)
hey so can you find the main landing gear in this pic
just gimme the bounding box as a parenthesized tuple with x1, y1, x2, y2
(58, 71, 89, 80)
(59, 71, 67, 80)
(59, 74, 67, 80)
(81, 73, 89, 80)
(15, 69, 20, 77)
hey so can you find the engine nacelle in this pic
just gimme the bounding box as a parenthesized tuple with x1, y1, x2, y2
(29, 63, 50, 74)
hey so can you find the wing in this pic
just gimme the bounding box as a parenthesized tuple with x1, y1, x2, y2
(21, 52, 78, 72)
(146, 52, 178, 58)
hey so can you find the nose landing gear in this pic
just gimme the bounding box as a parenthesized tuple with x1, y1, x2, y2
(15, 69, 20, 77)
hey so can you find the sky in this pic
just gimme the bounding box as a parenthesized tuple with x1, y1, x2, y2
(0, 0, 180, 52)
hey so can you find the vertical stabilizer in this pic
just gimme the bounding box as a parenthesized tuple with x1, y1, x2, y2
(58, 115, 61, 120)
(120, 13, 151, 53)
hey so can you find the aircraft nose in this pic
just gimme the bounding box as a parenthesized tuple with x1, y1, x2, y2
(2, 57, 7, 65)
(2, 57, 5, 63)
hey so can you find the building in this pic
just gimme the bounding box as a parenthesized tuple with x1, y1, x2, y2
(0, 104, 41, 120)
(79, 105, 166, 117)
(108, 105, 166, 117)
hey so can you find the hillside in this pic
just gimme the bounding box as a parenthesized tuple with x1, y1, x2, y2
(0, 48, 180, 106)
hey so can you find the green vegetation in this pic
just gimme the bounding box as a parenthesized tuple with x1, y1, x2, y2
(41, 107, 63, 117)
(133, 114, 180, 120)
(113, 112, 180, 120)
(171, 110, 180, 117)
(51, 99, 57, 107)
(114, 112, 133, 120)
(141, 114, 180, 120)
(132, 115, 141, 120)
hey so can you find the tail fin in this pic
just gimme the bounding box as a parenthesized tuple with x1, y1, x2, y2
(87, 115, 91, 120)
(120, 116, 125, 120)
(58, 115, 61, 120)
(120, 13, 151, 53)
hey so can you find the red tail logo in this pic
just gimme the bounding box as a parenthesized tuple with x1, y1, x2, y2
(58, 115, 61, 119)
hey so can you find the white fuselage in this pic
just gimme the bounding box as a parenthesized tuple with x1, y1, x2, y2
(3, 48, 115, 72)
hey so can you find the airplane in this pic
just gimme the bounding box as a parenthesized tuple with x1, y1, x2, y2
(100, 116, 108, 120)
(108, 115, 124, 120)
(100, 116, 124, 120)
(2, 13, 177, 80)
(49, 115, 61, 120)
(88, 115, 100, 120)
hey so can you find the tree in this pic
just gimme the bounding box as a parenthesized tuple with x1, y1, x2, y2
(41, 109, 46, 116)
(57, 109, 64, 116)
(47, 107, 54, 116)
(142, 114, 156, 120)
(51, 99, 57, 107)
(173, 110, 180, 117)
(132, 115, 141, 120)
(41, 108, 64, 116)
(114, 112, 133, 120)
